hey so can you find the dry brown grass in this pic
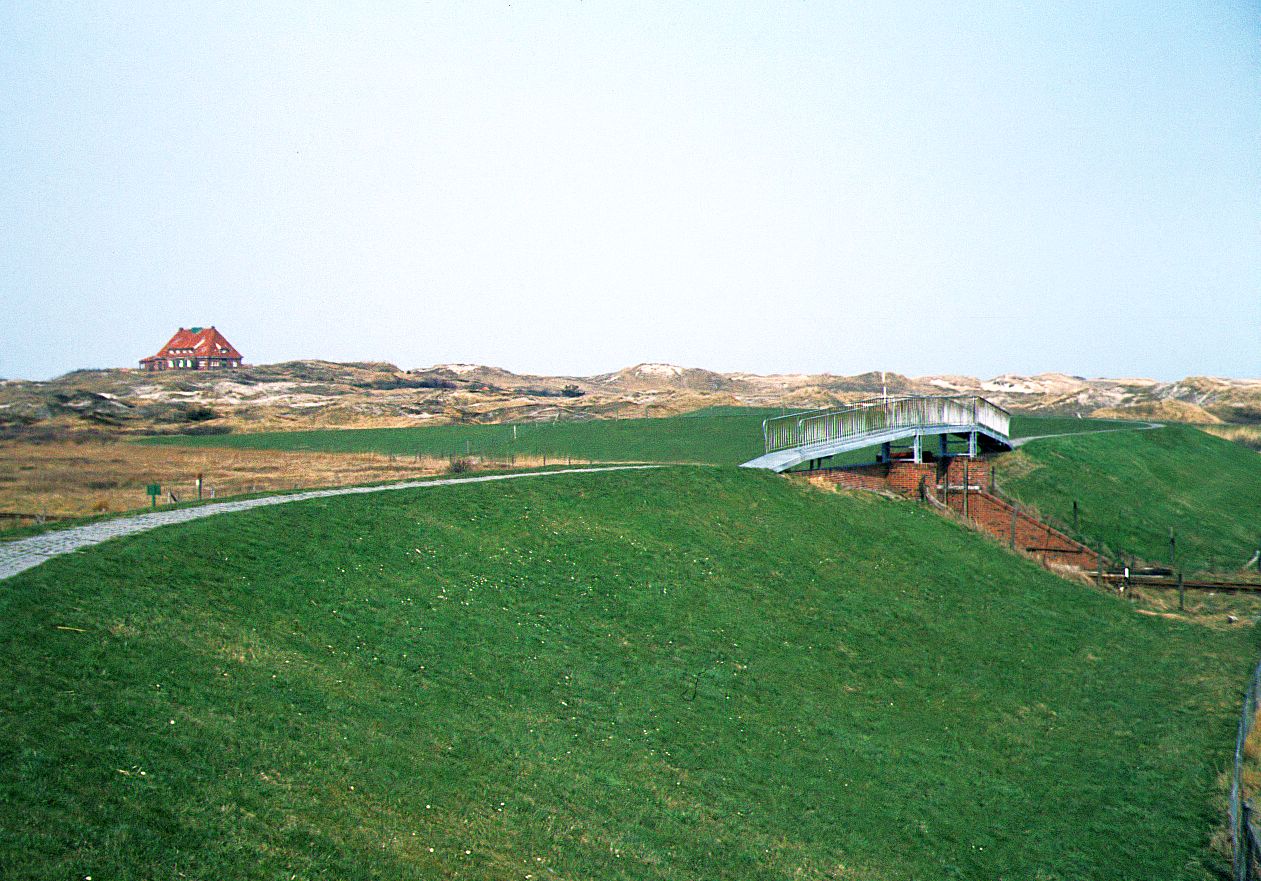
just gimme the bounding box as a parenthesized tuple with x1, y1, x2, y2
(1090, 400, 1223, 424)
(1243, 708, 1261, 802)
(1125, 584, 1261, 629)
(0, 441, 463, 522)
(1203, 424, 1261, 451)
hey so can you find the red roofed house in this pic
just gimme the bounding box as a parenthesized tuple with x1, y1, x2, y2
(139, 327, 243, 371)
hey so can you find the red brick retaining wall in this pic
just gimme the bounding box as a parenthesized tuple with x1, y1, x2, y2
(943, 489, 1099, 570)
(802, 458, 1098, 570)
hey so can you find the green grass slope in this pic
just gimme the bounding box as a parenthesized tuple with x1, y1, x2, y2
(140, 409, 1130, 466)
(998, 424, 1261, 573)
(141, 407, 780, 464)
(0, 467, 1252, 879)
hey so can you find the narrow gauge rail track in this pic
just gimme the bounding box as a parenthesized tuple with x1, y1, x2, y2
(1099, 573, 1261, 593)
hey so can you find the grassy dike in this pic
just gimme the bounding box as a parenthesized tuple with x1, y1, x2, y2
(998, 423, 1261, 573)
(138, 408, 1131, 466)
(0, 466, 1253, 880)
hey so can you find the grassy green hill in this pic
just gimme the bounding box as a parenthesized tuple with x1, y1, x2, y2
(998, 424, 1261, 573)
(141, 406, 780, 464)
(139, 408, 1131, 466)
(0, 467, 1252, 879)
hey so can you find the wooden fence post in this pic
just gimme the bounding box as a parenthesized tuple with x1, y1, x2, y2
(963, 460, 970, 520)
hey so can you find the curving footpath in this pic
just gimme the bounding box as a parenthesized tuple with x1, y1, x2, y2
(0, 465, 662, 582)
(1010, 421, 1162, 448)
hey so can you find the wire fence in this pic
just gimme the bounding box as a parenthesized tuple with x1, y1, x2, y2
(1232, 659, 1261, 881)
(988, 470, 1261, 577)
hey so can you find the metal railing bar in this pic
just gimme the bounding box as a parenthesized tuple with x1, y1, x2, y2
(762, 395, 1011, 455)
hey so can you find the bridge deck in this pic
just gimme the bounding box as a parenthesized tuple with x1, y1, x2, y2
(740, 396, 1012, 473)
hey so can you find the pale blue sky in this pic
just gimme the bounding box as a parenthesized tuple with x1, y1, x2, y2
(2, 2, 1258, 380)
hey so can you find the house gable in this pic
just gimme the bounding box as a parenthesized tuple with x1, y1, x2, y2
(140, 326, 243, 370)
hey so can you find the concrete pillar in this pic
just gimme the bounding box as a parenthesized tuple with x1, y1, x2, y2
(879, 442, 891, 463)
(913, 433, 922, 463)
(968, 431, 977, 458)
(938, 434, 949, 460)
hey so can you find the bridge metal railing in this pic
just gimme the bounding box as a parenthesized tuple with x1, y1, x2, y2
(761, 395, 1011, 455)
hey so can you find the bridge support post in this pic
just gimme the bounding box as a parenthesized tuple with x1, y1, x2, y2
(968, 431, 977, 458)
(912, 433, 922, 463)
(938, 434, 948, 460)
(879, 442, 891, 463)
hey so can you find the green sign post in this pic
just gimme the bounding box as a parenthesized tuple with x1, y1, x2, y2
(146, 483, 161, 508)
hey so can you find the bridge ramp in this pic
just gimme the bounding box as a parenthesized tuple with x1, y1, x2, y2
(741, 396, 1012, 473)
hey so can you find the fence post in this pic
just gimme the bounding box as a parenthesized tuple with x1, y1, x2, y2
(1010, 505, 1018, 550)
(1233, 663, 1261, 881)
(1243, 801, 1251, 881)
(1178, 572, 1185, 612)
(962, 459, 970, 520)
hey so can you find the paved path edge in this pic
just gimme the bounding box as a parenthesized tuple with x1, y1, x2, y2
(1010, 422, 1163, 448)
(0, 465, 663, 582)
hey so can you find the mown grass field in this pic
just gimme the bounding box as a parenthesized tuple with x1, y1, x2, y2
(139, 408, 1132, 466)
(998, 424, 1261, 573)
(0, 467, 1253, 880)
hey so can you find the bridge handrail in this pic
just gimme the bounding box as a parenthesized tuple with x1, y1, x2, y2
(761, 395, 1010, 454)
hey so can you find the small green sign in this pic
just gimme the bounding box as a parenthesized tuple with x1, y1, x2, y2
(146, 483, 161, 497)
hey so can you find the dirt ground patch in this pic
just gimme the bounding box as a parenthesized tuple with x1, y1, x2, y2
(0, 441, 457, 523)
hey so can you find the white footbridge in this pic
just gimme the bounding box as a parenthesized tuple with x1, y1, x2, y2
(741, 395, 1013, 472)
